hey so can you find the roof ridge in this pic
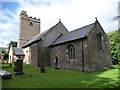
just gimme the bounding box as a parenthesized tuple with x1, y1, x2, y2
(22, 21, 65, 48)
(70, 22, 95, 33)
(50, 33, 63, 46)
(50, 22, 95, 46)
(54, 22, 95, 38)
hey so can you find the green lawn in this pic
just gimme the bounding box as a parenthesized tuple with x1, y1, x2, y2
(2, 64, 119, 88)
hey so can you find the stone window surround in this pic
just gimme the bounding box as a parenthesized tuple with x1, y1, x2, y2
(67, 44, 75, 59)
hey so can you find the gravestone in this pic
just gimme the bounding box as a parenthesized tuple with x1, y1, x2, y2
(14, 59, 23, 75)
(40, 66, 46, 73)
(0, 70, 12, 79)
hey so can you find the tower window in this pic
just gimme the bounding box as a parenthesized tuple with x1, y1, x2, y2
(67, 44, 75, 59)
(30, 22, 33, 26)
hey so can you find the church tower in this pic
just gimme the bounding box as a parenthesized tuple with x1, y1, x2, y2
(18, 10, 40, 47)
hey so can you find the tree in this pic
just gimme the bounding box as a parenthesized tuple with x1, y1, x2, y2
(107, 30, 120, 65)
(111, 1, 120, 64)
(8, 41, 17, 52)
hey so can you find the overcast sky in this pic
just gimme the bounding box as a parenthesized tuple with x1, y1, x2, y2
(0, 0, 119, 47)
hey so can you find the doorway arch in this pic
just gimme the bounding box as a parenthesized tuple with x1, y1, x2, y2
(55, 56, 59, 67)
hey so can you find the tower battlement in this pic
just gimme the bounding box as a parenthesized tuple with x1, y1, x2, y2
(18, 10, 40, 47)
(28, 16, 40, 23)
(20, 10, 40, 23)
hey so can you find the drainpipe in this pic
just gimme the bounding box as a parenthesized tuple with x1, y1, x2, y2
(37, 42, 40, 67)
(82, 40, 84, 72)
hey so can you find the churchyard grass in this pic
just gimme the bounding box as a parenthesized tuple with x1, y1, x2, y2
(2, 64, 119, 88)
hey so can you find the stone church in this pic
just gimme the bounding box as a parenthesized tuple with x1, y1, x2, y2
(18, 10, 112, 72)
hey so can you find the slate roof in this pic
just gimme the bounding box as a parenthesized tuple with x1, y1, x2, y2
(22, 20, 96, 48)
(22, 29, 49, 48)
(50, 22, 95, 46)
(22, 21, 63, 48)
(13, 48, 24, 55)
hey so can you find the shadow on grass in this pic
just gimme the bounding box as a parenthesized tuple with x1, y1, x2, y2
(2, 64, 119, 88)
(2, 63, 13, 69)
(79, 75, 118, 88)
(14, 73, 33, 79)
(77, 67, 118, 88)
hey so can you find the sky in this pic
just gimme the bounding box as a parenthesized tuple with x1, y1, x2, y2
(0, 0, 119, 47)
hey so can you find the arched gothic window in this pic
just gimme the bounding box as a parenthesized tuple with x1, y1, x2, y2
(67, 44, 75, 59)
(97, 33, 103, 50)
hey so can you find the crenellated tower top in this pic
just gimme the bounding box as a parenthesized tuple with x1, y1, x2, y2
(18, 10, 40, 47)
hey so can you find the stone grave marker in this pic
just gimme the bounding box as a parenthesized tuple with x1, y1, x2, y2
(0, 70, 12, 79)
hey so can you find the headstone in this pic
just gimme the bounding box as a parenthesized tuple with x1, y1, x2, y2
(0, 70, 12, 79)
(40, 66, 46, 73)
(14, 59, 23, 75)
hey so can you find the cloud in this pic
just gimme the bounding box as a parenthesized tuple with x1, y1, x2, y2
(0, 41, 6, 47)
(19, 0, 118, 32)
(0, 9, 19, 47)
(0, 0, 119, 47)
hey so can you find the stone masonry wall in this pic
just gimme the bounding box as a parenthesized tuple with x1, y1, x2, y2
(50, 39, 89, 71)
(31, 43, 38, 66)
(18, 11, 40, 47)
(50, 22, 112, 72)
(87, 22, 112, 71)
(38, 21, 68, 66)
(23, 46, 31, 64)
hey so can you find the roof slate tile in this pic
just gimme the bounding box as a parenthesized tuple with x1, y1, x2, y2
(50, 23, 94, 46)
